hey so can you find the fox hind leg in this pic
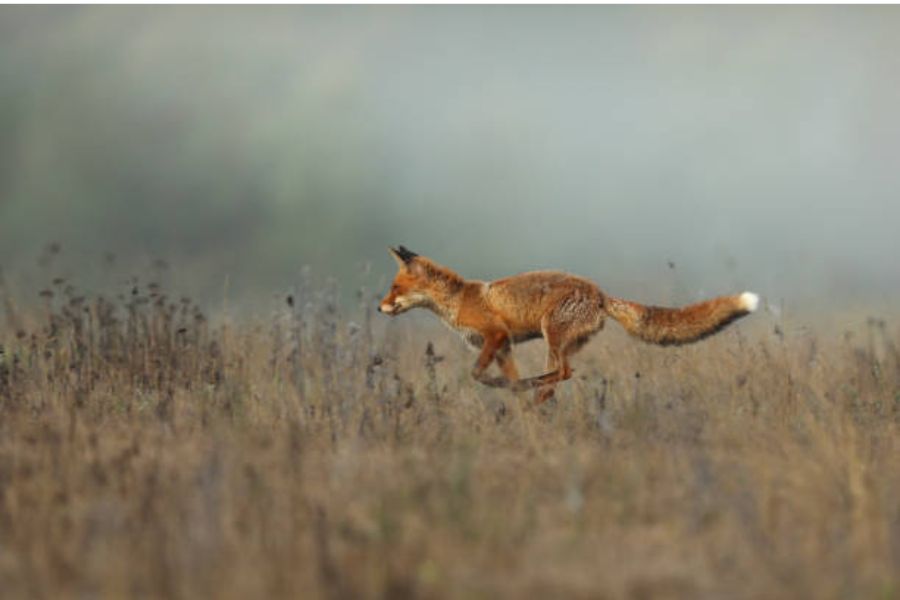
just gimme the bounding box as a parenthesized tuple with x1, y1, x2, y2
(533, 333, 596, 401)
(530, 348, 573, 396)
(534, 350, 560, 403)
(517, 315, 573, 395)
(521, 304, 600, 399)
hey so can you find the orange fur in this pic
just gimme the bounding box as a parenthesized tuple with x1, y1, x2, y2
(379, 246, 758, 403)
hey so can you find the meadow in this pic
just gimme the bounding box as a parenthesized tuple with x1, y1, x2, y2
(0, 263, 898, 599)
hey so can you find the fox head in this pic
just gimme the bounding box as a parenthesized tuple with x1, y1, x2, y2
(378, 246, 430, 316)
(379, 246, 464, 316)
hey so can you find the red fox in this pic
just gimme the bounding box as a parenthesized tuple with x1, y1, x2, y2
(379, 246, 759, 403)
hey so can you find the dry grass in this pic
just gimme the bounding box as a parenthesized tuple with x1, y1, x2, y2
(0, 268, 898, 600)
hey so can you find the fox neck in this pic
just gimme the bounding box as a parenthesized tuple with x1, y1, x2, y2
(421, 282, 471, 328)
(407, 262, 472, 328)
(420, 294, 460, 325)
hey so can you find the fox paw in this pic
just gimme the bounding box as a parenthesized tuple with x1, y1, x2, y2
(534, 388, 556, 404)
(476, 375, 510, 388)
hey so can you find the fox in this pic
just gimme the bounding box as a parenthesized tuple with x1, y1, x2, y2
(379, 245, 759, 403)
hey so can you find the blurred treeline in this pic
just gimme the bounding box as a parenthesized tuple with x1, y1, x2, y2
(2, 6, 899, 312)
(0, 7, 406, 306)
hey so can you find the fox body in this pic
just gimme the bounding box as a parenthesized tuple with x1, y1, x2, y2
(379, 246, 759, 403)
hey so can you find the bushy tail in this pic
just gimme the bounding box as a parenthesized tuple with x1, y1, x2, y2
(604, 292, 759, 346)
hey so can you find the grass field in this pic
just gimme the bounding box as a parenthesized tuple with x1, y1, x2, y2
(0, 270, 898, 599)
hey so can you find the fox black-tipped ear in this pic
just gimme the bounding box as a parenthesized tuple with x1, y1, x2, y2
(389, 245, 418, 266)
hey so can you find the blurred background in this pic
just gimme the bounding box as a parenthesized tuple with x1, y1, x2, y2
(1, 6, 898, 313)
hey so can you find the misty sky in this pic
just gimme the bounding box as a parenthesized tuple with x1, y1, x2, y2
(1, 6, 898, 311)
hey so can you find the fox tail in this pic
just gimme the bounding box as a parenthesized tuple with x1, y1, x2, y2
(604, 291, 759, 346)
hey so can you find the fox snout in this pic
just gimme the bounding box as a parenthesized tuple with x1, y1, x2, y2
(378, 302, 398, 315)
(378, 289, 405, 315)
(379, 291, 418, 315)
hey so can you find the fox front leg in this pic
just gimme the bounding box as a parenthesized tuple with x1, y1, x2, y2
(494, 341, 520, 382)
(470, 332, 512, 388)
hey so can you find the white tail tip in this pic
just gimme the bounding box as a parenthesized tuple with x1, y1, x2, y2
(739, 291, 760, 312)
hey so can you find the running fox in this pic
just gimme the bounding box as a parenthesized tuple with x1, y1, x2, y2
(379, 246, 759, 403)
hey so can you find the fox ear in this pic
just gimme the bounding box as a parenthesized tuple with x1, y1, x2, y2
(389, 245, 418, 268)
